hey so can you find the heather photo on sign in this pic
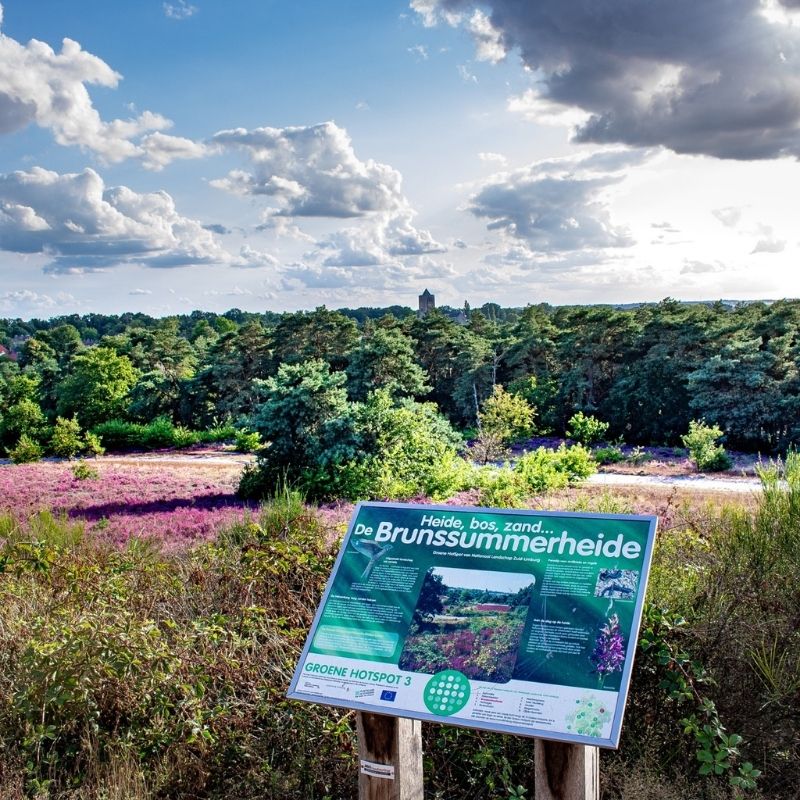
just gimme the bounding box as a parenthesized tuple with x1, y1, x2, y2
(398, 567, 533, 683)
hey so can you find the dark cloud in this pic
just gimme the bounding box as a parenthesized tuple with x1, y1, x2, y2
(418, 0, 800, 160)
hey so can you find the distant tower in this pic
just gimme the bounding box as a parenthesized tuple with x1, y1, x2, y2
(418, 288, 435, 317)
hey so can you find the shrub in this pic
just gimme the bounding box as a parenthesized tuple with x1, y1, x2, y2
(566, 411, 610, 445)
(595, 445, 625, 464)
(478, 444, 596, 507)
(7, 433, 43, 463)
(0, 397, 47, 448)
(479, 384, 536, 445)
(198, 422, 238, 443)
(233, 428, 262, 453)
(242, 377, 471, 502)
(83, 431, 105, 457)
(50, 416, 84, 459)
(92, 417, 205, 452)
(681, 420, 732, 472)
(314, 393, 473, 502)
(71, 460, 99, 480)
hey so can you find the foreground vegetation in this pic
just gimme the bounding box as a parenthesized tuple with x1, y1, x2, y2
(1, 456, 798, 799)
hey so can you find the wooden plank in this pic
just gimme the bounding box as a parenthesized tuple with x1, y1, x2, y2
(534, 739, 600, 800)
(356, 712, 424, 800)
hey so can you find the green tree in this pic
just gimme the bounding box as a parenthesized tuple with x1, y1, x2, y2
(681, 420, 732, 472)
(606, 300, 722, 444)
(479, 385, 536, 445)
(270, 307, 358, 373)
(0, 397, 48, 449)
(243, 359, 355, 495)
(50, 416, 85, 459)
(187, 321, 272, 425)
(57, 347, 139, 428)
(687, 336, 792, 451)
(406, 310, 469, 420)
(412, 570, 445, 625)
(347, 324, 429, 401)
(345, 390, 467, 500)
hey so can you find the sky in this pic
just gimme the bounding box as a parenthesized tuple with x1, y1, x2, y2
(1, 0, 800, 318)
(432, 567, 534, 594)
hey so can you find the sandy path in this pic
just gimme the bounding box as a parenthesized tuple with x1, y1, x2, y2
(587, 472, 762, 493)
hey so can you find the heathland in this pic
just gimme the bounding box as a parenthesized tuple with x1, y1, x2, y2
(1, 299, 798, 799)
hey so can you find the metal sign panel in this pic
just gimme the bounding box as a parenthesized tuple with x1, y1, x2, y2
(288, 501, 657, 748)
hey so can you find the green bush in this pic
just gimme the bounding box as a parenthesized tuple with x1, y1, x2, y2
(478, 444, 596, 507)
(7, 432, 43, 463)
(479, 384, 536, 445)
(198, 422, 238, 443)
(681, 420, 732, 472)
(0, 397, 48, 448)
(50, 416, 84, 459)
(566, 411, 610, 445)
(5, 475, 800, 797)
(83, 431, 105, 457)
(595, 444, 625, 464)
(92, 417, 210, 452)
(234, 428, 262, 453)
(71, 460, 99, 480)
(91, 419, 149, 450)
(312, 393, 473, 501)
(242, 373, 471, 502)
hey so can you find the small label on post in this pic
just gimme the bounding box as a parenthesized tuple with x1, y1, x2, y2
(360, 760, 396, 780)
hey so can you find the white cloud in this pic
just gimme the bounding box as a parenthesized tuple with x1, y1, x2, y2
(457, 64, 478, 83)
(210, 122, 406, 218)
(0, 10, 180, 162)
(408, 44, 429, 60)
(163, 1, 198, 20)
(468, 149, 651, 254)
(479, 151, 507, 165)
(209, 120, 444, 271)
(234, 245, 280, 269)
(751, 237, 786, 253)
(0, 166, 236, 273)
(0, 288, 76, 312)
(129, 288, 153, 295)
(467, 10, 506, 63)
(681, 259, 725, 274)
(507, 89, 591, 129)
(311, 210, 445, 267)
(713, 207, 743, 228)
(140, 132, 209, 171)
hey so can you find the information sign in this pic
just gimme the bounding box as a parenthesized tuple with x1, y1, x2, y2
(288, 502, 657, 748)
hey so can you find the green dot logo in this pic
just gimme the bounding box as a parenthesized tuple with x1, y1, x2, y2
(423, 670, 471, 716)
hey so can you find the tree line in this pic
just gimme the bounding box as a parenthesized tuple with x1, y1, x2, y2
(1, 297, 798, 456)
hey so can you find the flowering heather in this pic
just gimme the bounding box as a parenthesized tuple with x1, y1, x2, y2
(590, 613, 626, 685)
(0, 461, 256, 550)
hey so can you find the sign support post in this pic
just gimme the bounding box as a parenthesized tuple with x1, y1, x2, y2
(357, 711, 423, 800)
(534, 739, 599, 800)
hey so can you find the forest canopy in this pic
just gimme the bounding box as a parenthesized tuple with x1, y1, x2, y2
(1, 298, 798, 458)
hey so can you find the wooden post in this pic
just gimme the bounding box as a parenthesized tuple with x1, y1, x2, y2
(356, 712, 424, 800)
(534, 739, 600, 800)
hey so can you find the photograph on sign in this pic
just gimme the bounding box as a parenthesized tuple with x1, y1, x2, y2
(287, 502, 658, 748)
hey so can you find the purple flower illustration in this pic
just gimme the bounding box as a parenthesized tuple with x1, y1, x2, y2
(590, 614, 626, 687)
